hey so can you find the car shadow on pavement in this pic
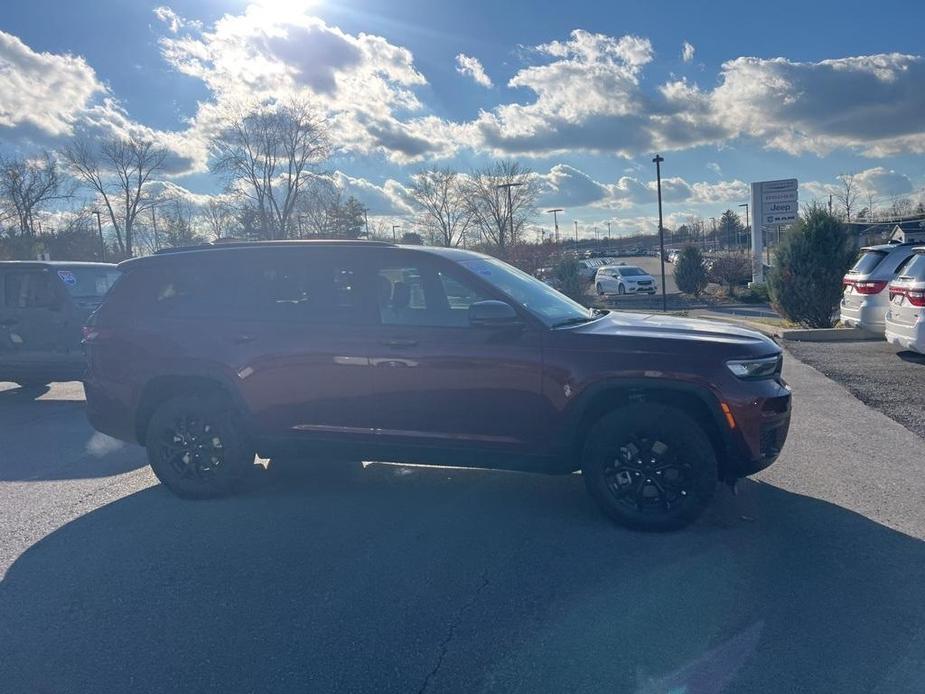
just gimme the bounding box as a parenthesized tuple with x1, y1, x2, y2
(0, 384, 146, 481)
(2, 464, 924, 694)
(897, 350, 925, 366)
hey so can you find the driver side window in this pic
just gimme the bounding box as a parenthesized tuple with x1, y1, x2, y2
(376, 262, 488, 327)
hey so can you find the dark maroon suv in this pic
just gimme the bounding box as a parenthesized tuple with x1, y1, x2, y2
(84, 241, 790, 530)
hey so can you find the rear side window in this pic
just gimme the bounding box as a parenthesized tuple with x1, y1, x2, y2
(3, 271, 57, 309)
(245, 251, 374, 325)
(898, 253, 925, 280)
(56, 267, 121, 299)
(850, 250, 887, 275)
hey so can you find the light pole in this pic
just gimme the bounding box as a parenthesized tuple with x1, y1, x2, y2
(653, 154, 667, 312)
(711, 217, 717, 251)
(546, 208, 563, 244)
(497, 182, 523, 252)
(739, 203, 749, 250)
(607, 221, 612, 240)
(92, 210, 105, 261)
(574, 220, 579, 246)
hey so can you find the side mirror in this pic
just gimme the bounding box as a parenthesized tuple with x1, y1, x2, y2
(468, 300, 522, 328)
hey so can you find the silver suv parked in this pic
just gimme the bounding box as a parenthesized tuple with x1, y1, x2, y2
(840, 243, 920, 333)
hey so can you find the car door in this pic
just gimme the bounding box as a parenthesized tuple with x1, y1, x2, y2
(362, 250, 549, 454)
(216, 248, 384, 441)
(0, 268, 70, 373)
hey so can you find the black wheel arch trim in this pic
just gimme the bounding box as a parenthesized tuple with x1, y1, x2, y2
(557, 377, 738, 472)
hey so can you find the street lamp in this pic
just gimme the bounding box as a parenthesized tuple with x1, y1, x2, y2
(92, 210, 105, 261)
(652, 154, 667, 312)
(546, 208, 563, 244)
(711, 217, 717, 251)
(497, 182, 524, 250)
(738, 203, 749, 250)
(574, 220, 579, 246)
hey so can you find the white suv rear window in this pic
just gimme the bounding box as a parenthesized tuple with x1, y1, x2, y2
(850, 250, 887, 275)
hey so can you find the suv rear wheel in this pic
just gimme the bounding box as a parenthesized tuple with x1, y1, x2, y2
(146, 393, 256, 499)
(581, 404, 717, 531)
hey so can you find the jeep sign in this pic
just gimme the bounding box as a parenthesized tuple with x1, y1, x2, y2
(750, 178, 798, 283)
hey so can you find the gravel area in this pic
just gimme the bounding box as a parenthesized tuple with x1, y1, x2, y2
(786, 339, 925, 440)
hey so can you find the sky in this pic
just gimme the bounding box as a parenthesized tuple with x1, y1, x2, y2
(2, 0, 925, 238)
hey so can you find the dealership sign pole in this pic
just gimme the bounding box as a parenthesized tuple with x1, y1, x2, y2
(749, 178, 798, 284)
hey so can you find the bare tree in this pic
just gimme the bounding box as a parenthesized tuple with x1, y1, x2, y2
(408, 166, 471, 247)
(209, 98, 329, 240)
(203, 197, 239, 240)
(63, 134, 168, 257)
(464, 160, 540, 252)
(890, 195, 913, 221)
(0, 152, 67, 236)
(835, 172, 859, 222)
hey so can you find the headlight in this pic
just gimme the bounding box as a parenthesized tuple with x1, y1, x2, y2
(726, 355, 781, 380)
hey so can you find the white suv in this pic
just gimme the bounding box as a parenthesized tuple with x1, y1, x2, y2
(840, 243, 919, 333)
(595, 265, 657, 295)
(885, 247, 925, 353)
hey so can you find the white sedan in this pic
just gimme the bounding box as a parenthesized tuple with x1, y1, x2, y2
(594, 265, 657, 296)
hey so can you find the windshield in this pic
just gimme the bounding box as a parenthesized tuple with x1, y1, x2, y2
(458, 257, 592, 326)
(56, 267, 121, 299)
(850, 250, 887, 275)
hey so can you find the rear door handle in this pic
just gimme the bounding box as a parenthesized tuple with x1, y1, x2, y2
(380, 338, 418, 347)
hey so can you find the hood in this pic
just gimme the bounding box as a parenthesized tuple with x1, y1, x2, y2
(568, 311, 779, 351)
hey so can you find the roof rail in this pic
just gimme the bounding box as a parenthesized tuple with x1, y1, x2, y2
(153, 239, 395, 255)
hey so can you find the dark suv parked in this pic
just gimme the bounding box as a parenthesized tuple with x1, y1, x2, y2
(1, 261, 120, 387)
(84, 241, 791, 530)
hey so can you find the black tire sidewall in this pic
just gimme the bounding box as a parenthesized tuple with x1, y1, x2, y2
(146, 394, 254, 499)
(581, 404, 718, 531)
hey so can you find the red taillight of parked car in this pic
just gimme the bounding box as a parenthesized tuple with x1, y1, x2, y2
(890, 287, 925, 307)
(844, 279, 887, 295)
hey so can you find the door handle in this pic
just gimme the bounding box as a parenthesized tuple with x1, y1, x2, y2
(380, 338, 418, 347)
(230, 334, 256, 344)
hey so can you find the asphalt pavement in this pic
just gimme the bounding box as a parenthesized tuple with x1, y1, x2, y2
(2, 354, 925, 693)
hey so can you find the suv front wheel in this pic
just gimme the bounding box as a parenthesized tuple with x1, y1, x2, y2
(146, 393, 256, 499)
(581, 404, 717, 530)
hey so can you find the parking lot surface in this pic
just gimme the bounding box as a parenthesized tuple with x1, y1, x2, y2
(2, 353, 925, 693)
(786, 339, 925, 440)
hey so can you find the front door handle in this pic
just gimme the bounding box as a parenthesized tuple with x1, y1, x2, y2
(380, 338, 418, 347)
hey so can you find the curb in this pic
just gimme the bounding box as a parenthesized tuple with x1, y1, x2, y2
(777, 327, 882, 343)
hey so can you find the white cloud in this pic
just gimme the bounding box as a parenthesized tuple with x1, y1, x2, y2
(707, 54, 925, 156)
(681, 41, 695, 63)
(455, 53, 493, 87)
(329, 171, 414, 215)
(536, 164, 752, 211)
(158, 5, 448, 165)
(0, 30, 105, 138)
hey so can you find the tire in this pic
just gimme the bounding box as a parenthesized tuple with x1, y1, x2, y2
(146, 393, 256, 499)
(617, 284, 626, 295)
(581, 404, 717, 531)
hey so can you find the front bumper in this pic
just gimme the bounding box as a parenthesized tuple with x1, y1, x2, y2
(723, 381, 792, 478)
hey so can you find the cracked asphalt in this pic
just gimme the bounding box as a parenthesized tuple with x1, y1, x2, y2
(2, 351, 925, 694)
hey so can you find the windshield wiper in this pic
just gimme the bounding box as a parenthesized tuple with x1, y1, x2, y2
(552, 314, 596, 328)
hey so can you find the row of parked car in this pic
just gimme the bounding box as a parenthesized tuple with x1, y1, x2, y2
(840, 241, 925, 353)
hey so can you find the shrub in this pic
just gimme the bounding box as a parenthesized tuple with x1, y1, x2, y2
(673, 245, 708, 296)
(739, 283, 770, 304)
(767, 204, 856, 328)
(554, 257, 584, 302)
(709, 253, 751, 297)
